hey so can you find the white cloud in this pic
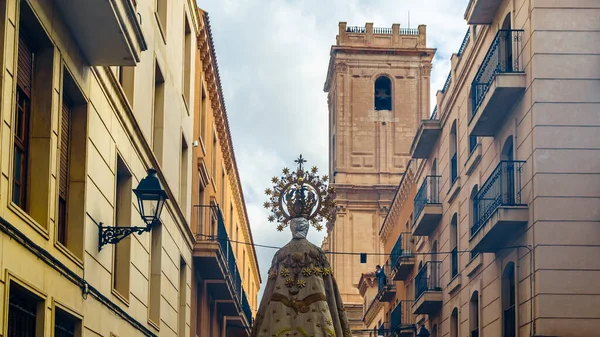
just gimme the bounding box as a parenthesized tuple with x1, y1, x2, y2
(196, 0, 470, 302)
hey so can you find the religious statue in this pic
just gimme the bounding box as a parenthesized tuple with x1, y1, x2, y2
(251, 155, 352, 337)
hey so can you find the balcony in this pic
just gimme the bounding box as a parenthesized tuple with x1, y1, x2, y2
(390, 301, 415, 337)
(193, 206, 251, 335)
(469, 29, 525, 137)
(470, 161, 528, 252)
(55, 0, 147, 65)
(410, 120, 442, 159)
(413, 261, 442, 315)
(413, 176, 442, 236)
(378, 322, 391, 337)
(376, 264, 396, 303)
(465, 0, 503, 24)
(390, 233, 415, 281)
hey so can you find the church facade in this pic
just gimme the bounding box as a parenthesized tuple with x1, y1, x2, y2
(363, 0, 600, 336)
(323, 22, 435, 329)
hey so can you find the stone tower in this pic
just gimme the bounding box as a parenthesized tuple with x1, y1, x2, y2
(323, 22, 435, 327)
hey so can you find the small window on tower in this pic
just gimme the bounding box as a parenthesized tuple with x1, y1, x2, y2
(374, 76, 392, 111)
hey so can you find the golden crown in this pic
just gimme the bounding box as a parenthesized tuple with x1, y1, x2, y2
(264, 155, 336, 232)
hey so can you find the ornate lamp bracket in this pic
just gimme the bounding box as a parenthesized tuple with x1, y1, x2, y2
(98, 223, 152, 251)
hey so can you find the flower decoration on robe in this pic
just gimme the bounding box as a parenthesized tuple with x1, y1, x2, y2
(265, 155, 336, 232)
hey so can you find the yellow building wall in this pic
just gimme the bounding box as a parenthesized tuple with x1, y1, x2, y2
(0, 0, 200, 336)
(190, 8, 261, 331)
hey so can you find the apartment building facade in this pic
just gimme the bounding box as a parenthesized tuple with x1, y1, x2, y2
(190, 9, 261, 337)
(366, 1, 600, 337)
(323, 22, 435, 329)
(0, 0, 203, 336)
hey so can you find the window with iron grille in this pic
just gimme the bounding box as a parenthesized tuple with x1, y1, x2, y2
(8, 285, 38, 337)
(55, 308, 77, 337)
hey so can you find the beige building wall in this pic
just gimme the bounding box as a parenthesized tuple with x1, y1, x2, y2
(190, 8, 261, 337)
(323, 22, 435, 328)
(379, 1, 600, 337)
(0, 0, 201, 336)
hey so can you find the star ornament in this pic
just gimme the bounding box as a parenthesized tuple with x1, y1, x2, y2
(264, 155, 336, 232)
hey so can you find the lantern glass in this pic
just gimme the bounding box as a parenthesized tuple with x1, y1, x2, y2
(134, 169, 168, 227)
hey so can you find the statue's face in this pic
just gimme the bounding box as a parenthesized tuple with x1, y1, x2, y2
(290, 218, 309, 239)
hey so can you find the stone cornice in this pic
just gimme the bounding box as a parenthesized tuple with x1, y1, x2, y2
(324, 46, 436, 92)
(379, 160, 417, 244)
(197, 9, 261, 284)
(358, 272, 377, 296)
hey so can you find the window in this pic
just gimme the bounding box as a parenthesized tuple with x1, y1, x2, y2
(470, 185, 479, 259)
(211, 130, 217, 178)
(197, 184, 206, 234)
(153, 62, 165, 163)
(502, 263, 516, 337)
(178, 257, 187, 337)
(470, 291, 480, 337)
(374, 76, 392, 110)
(451, 308, 459, 337)
(199, 85, 207, 142)
(180, 135, 189, 214)
(13, 32, 32, 210)
(54, 307, 81, 337)
(450, 213, 458, 278)
(469, 135, 477, 154)
(8, 282, 43, 336)
(236, 225, 239, 257)
(242, 249, 246, 282)
(450, 121, 458, 184)
(12, 2, 54, 228)
(57, 67, 87, 258)
(149, 223, 162, 324)
(117, 66, 135, 105)
(182, 15, 192, 106)
(221, 170, 226, 209)
(155, 0, 167, 40)
(113, 155, 132, 300)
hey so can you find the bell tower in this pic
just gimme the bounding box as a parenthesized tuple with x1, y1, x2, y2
(323, 22, 435, 327)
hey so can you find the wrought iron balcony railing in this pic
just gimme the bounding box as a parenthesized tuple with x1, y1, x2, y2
(390, 233, 414, 269)
(415, 261, 442, 301)
(414, 175, 441, 225)
(242, 288, 253, 326)
(470, 160, 526, 237)
(470, 29, 524, 121)
(391, 300, 415, 332)
(458, 28, 471, 57)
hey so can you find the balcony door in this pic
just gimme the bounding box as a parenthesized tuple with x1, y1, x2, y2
(501, 137, 515, 204)
(500, 14, 513, 72)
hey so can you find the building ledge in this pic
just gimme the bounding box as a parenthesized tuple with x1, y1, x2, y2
(465, 144, 482, 176)
(447, 177, 461, 203)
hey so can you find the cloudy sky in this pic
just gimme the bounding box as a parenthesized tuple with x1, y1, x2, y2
(196, 0, 470, 299)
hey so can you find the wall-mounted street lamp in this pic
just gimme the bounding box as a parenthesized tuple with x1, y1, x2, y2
(98, 168, 169, 251)
(417, 325, 430, 337)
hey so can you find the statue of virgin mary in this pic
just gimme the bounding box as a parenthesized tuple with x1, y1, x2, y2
(251, 155, 352, 337)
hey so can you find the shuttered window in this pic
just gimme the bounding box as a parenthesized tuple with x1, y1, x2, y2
(12, 32, 33, 208)
(57, 96, 72, 245)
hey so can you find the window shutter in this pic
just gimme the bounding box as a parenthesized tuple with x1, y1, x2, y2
(59, 98, 71, 199)
(17, 33, 33, 97)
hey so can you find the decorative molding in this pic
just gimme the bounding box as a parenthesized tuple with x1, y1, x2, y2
(380, 161, 417, 243)
(198, 11, 261, 284)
